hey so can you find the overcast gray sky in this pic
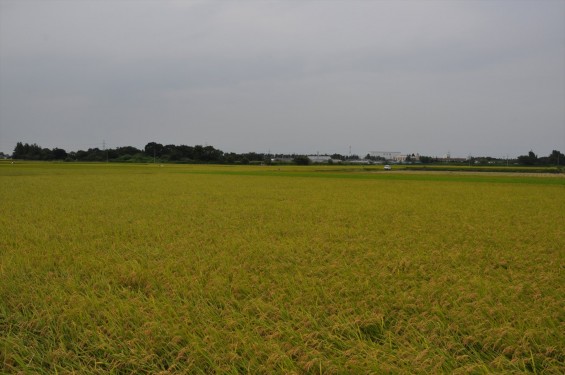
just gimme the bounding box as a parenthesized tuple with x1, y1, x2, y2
(1, 0, 564, 157)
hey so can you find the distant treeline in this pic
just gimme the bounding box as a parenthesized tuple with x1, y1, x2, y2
(8, 142, 564, 166)
(10, 141, 343, 164)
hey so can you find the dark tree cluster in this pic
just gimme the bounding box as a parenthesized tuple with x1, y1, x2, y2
(364, 154, 386, 162)
(517, 150, 564, 166)
(12, 142, 67, 161)
(143, 142, 224, 162)
(418, 156, 437, 164)
(292, 155, 311, 165)
(11, 141, 305, 164)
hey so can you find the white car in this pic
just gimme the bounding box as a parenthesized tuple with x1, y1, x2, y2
(384, 165, 391, 170)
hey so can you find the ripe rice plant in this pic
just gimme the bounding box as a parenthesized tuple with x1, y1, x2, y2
(1, 162, 564, 373)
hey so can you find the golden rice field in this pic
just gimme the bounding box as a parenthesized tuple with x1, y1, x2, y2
(1, 162, 564, 374)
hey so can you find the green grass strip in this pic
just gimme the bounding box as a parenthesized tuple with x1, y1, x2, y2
(174, 169, 565, 185)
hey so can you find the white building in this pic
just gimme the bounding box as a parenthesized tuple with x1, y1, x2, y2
(370, 151, 401, 160)
(370, 151, 420, 162)
(395, 153, 420, 162)
(307, 155, 332, 163)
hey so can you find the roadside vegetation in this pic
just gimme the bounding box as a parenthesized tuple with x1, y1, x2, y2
(1, 162, 564, 373)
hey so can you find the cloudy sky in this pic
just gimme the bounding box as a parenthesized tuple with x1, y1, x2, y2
(1, 0, 564, 157)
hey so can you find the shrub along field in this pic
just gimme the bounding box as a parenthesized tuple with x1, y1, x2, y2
(1, 162, 564, 373)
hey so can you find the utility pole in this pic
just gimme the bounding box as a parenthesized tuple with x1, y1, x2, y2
(103, 140, 108, 162)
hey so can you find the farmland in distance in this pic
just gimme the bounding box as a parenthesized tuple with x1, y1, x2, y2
(1, 162, 564, 373)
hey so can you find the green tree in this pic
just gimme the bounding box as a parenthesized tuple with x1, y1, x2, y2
(548, 150, 564, 165)
(144, 142, 164, 159)
(293, 156, 311, 165)
(12, 142, 45, 160)
(13, 142, 25, 159)
(419, 156, 434, 164)
(52, 148, 67, 160)
(517, 150, 538, 165)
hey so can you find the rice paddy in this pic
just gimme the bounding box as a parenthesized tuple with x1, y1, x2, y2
(1, 162, 564, 373)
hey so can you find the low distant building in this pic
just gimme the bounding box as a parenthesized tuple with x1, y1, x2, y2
(308, 155, 332, 163)
(436, 156, 467, 162)
(395, 153, 420, 162)
(271, 157, 294, 163)
(369, 151, 421, 162)
(370, 151, 401, 160)
(348, 159, 372, 164)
